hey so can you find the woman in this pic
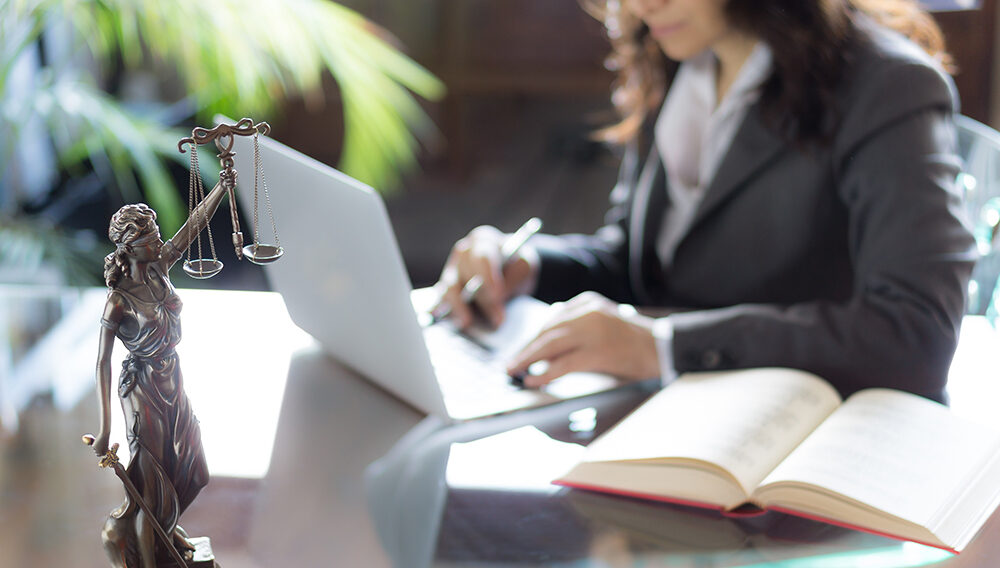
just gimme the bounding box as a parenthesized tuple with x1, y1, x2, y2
(434, 0, 976, 402)
(92, 179, 230, 567)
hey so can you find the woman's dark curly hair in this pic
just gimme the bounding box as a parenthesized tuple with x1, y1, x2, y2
(585, 0, 952, 146)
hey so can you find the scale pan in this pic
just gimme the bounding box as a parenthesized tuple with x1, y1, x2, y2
(243, 244, 283, 265)
(183, 259, 224, 279)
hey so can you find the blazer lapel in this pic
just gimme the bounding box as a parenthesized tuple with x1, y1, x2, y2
(628, 144, 667, 305)
(691, 105, 787, 227)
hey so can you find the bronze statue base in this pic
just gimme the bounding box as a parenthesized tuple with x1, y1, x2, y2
(186, 536, 217, 567)
(155, 536, 217, 567)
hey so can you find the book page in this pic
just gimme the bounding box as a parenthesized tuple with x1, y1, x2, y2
(757, 389, 1000, 530)
(580, 368, 842, 496)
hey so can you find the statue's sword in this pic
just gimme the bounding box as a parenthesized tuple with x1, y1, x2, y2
(82, 434, 189, 567)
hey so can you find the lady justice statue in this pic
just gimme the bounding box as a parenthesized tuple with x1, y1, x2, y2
(85, 119, 280, 567)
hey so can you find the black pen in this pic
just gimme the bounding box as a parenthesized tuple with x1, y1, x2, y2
(431, 217, 542, 323)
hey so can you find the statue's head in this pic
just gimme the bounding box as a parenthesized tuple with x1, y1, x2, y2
(104, 204, 161, 287)
(108, 203, 159, 247)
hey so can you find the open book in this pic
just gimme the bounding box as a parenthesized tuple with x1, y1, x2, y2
(554, 368, 1000, 553)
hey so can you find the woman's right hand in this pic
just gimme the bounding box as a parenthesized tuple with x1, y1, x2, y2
(432, 225, 534, 329)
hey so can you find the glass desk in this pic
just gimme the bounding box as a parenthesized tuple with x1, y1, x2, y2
(1, 286, 998, 567)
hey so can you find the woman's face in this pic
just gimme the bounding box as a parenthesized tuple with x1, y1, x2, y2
(625, 0, 734, 61)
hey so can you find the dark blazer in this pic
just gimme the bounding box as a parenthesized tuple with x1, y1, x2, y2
(530, 20, 977, 402)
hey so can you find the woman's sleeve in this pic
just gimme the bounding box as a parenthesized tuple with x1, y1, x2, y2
(530, 142, 643, 304)
(667, 61, 977, 401)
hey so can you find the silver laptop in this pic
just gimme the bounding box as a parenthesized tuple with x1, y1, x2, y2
(228, 131, 620, 421)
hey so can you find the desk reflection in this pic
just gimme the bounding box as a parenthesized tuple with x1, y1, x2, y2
(363, 373, 650, 567)
(246, 346, 424, 568)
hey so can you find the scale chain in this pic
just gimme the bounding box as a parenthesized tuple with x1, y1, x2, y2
(252, 134, 260, 248)
(185, 142, 219, 276)
(186, 146, 194, 265)
(253, 133, 281, 250)
(186, 145, 203, 266)
(195, 142, 219, 263)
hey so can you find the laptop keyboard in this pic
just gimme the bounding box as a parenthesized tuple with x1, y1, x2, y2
(422, 324, 522, 397)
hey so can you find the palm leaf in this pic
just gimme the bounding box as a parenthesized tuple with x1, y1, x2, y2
(85, 0, 445, 190)
(0, 215, 106, 285)
(35, 77, 189, 232)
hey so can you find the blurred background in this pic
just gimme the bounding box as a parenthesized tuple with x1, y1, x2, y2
(1, 0, 996, 291)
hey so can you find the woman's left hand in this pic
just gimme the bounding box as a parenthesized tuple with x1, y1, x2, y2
(506, 292, 660, 388)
